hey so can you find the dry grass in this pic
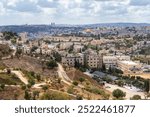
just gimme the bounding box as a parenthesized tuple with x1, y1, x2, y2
(0, 86, 24, 100)
(2, 55, 57, 78)
(130, 73, 150, 79)
(66, 68, 112, 100)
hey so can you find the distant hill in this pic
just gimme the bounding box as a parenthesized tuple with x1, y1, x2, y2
(0, 23, 150, 35)
(83, 23, 150, 28)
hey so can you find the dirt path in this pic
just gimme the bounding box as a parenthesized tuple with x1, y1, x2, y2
(12, 71, 28, 85)
(57, 63, 72, 85)
(12, 71, 47, 88)
(33, 83, 46, 88)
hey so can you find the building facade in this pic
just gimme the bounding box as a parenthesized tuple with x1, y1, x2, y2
(62, 53, 102, 69)
(103, 55, 130, 68)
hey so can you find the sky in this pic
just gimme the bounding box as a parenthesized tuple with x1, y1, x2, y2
(0, 0, 150, 25)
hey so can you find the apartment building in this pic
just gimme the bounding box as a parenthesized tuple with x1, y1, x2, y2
(85, 53, 102, 68)
(59, 42, 73, 50)
(62, 53, 84, 67)
(62, 52, 102, 69)
(103, 55, 130, 68)
(44, 36, 92, 42)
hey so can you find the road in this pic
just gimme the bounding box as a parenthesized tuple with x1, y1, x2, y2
(57, 63, 72, 85)
(105, 83, 145, 99)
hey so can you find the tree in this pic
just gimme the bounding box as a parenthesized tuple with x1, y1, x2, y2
(36, 74, 41, 82)
(24, 90, 31, 100)
(42, 85, 48, 92)
(0, 84, 5, 90)
(117, 80, 124, 87)
(7, 69, 11, 74)
(72, 81, 78, 86)
(57, 78, 61, 84)
(144, 79, 150, 93)
(115, 68, 123, 74)
(79, 77, 85, 84)
(32, 91, 40, 100)
(101, 63, 106, 72)
(53, 52, 62, 62)
(28, 79, 35, 86)
(74, 60, 80, 68)
(130, 95, 141, 100)
(11, 39, 16, 44)
(103, 76, 113, 83)
(16, 48, 22, 58)
(21, 85, 26, 90)
(46, 60, 58, 69)
(67, 86, 74, 94)
(76, 95, 83, 100)
(31, 46, 38, 53)
(108, 66, 113, 73)
(112, 89, 126, 99)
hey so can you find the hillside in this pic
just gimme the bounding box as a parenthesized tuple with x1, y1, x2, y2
(0, 44, 12, 59)
(0, 54, 112, 100)
(66, 68, 112, 100)
(2, 55, 57, 78)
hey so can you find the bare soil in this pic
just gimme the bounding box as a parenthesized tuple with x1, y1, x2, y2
(2, 55, 57, 78)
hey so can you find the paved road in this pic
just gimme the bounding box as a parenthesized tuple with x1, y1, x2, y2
(105, 83, 145, 99)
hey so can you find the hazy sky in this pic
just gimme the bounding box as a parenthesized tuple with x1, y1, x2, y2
(0, 0, 150, 25)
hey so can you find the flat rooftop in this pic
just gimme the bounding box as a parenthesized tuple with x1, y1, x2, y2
(119, 61, 138, 65)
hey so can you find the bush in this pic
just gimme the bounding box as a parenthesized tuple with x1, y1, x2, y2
(32, 91, 40, 100)
(85, 87, 105, 95)
(42, 85, 49, 92)
(130, 95, 141, 100)
(24, 90, 31, 100)
(117, 80, 124, 87)
(36, 74, 41, 81)
(112, 89, 126, 99)
(67, 86, 74, 94)
(103, 76, 113, 83)
(28, 79, 35, 86)
(0, 84, 5, 90)
(21, 85, 26, 90)
(79, 67, 86, 72)
(72, 81, 78, 86)
(40, 91, 71, 100)
(53, 52, 62, 62)
(76, 95, 83, 100)
(46, 60, 58, 69)
(79, 77, 85, 83)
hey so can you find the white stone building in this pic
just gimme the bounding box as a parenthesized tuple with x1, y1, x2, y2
(103, 55, 130, 68)
(117, 61, 142, 73)
(62, 53, 102, 69)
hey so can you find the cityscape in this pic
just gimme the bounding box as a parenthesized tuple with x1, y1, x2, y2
(0, 0, 150, 100)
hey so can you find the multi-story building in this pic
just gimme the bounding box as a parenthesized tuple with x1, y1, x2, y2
(85, 53, 102, 68)
(62, 53, 84, 67)
(117, 61, 142, 73)
(103, 55, 130, 68)
(62, 52, 102, 69)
